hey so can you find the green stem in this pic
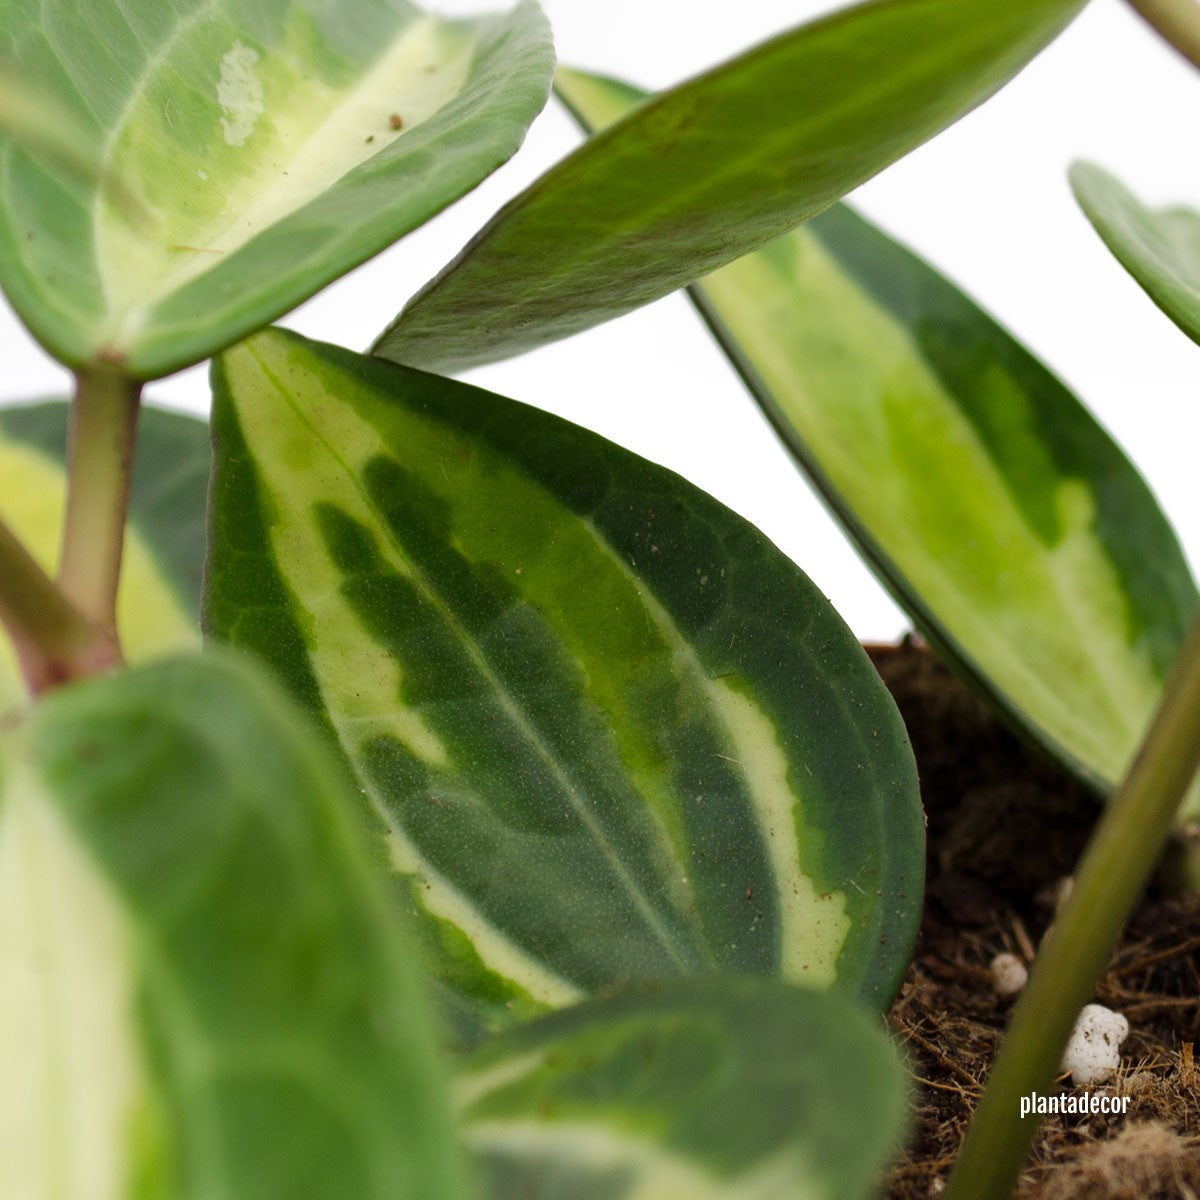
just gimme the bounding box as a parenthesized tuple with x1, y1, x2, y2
(943, 612, 1200, 1200)
(58, 364, 142, 636)
(0, 517, 119, 694)
(1125, 0, 1200, 71)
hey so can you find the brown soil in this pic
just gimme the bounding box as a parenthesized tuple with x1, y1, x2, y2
(870, 638, 1200, 1199)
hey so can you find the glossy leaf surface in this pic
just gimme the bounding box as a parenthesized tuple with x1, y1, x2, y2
(0, 0, 552, 378)
(0, 651, 473, 1199)
(205, 329, 922, 1034)
(375, 0, 1083, 374)
(557, 68, 1200, 810)
(458, 978, 908, 1200)
(1072, 161, 1200, 347)
(0, 402, 209, 710)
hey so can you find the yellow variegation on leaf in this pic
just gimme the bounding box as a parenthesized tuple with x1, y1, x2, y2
(205, 329, 923, 1035)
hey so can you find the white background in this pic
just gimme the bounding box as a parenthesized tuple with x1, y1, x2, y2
(3, 0, 1200, 640)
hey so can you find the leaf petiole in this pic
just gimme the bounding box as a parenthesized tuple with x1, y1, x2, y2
(0, 516, 119, 694)
(1125, 0, 1200, 70)
(58, 364, 142, 638)
(943, 611, 1200, 1200)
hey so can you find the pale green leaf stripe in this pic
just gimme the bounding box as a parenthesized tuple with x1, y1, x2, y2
(1072, 161, 1200, 348)
(457, 978, 908, 1200)
(205, 329, 922, 1035)
(696, 208, 1200, 801)
(374, 0, 1083, 374)
(1, 651, 474, 1200)
(555, 69, 1200, 811)
(0, 746, 146, 1199)
(0, 0, 552, 378)
(0, 402, 208, 712)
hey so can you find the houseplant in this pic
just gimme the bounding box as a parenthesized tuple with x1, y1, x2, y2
(1, 0, 1198, 1196)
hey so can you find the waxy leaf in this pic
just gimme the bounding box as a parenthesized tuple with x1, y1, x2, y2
(458, 978, 908, 1200)
(692, 206, 1200, 803)
(556, 69, 1200, 811)
(0, 402, 209, 710)
(0, 651, 473, 1199)
(205, 329, 922, 1035)
(0, 0, 552, 378)
(1072, 161, 1200, 347)
(0, 68, 140, 216)
(375, 0, 1084, 374)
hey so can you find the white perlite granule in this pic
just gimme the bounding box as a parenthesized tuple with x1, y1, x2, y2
(1061, 1004, 1129, 1085)
(990, 952, 1028, 996)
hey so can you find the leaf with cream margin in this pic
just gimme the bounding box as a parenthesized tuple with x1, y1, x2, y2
(457, 978, 908, 1200)
(1072, 161, 1200, 347)
(204, 328, 923, 1038)
(0, 402, 209, 711)
(0, 0, 552, 378)
(556, 68, 1200, 817)
(0, 650, 474, 1199)
(374, 0, 1084, 374)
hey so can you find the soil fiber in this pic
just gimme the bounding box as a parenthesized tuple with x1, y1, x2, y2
(871, 638, 1200, 1199)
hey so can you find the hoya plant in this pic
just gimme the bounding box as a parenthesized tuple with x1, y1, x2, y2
(1, 0, 1198, 1198)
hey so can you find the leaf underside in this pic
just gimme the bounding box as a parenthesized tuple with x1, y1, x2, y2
(205, 328, 923, 1037)
(1071, 161, 1200, 349)
(374, 0, 1085, 374)
(555, 68, 1200, 814)
(0, 0, 553, 378)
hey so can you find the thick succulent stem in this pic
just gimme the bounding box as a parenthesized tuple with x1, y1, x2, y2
(943, 612, 1200, 1200)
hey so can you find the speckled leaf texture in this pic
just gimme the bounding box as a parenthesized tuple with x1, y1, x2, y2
(554, 68, 1200, 818)
(0, 651, 474, 1200)
(457, 978, 909, 1200)
(0, 402, 209, 711)
(1072, 161, 1200, 348)
(0, 0, 552, 378)
(374, 0, 1085, 374)
(204, 329, 923, 1037)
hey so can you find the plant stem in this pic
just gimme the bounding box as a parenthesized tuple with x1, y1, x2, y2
(1125, 0, 1200, 71)
(942, 612, 1200, 1200)
(58, 364, 142, 635)
(0, 516, 119, 693)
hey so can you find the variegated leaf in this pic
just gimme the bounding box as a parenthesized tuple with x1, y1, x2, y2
(458, 978, 908, 1200)
(0, 0, 552, 378)
(555, 69, 1200, 815)
(205, 329, 923, 1035)
(0, 66, 140, 216)
(0, 402, 209, 711)
(375, 0, 1084, 374)
(0, 651, 473, 1200)
(1072, 161, 1200, 348)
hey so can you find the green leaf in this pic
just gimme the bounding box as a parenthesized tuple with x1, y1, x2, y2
(557, 68, 1200, 815)
(458, 978, 907, 1200)
(205, 328, 923, 1036)
(1071, 161, 1200, 347)
(374, 0, 1084, 374)
(0, 67, 142, 218)
(0, 402, 209, 710)
(0, 650, 474, 1199)
(0, 0, 552, 378)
